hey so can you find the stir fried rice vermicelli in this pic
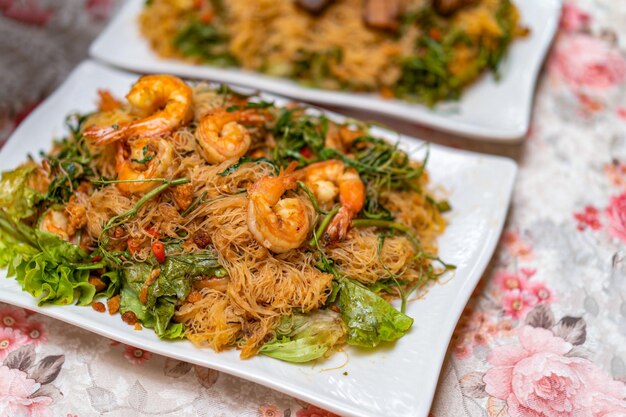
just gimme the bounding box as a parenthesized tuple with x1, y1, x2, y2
(140, 0, 527, 104)
(0, 75, 453, 361)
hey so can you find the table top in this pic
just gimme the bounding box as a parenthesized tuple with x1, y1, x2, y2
(1, 1, 626, 416)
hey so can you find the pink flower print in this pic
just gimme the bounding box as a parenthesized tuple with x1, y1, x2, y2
(0, 306, 28, 330)
(501, 232, 532, 259)
(605, 192, 626, 243)
(468, 311, 488, 326)
(259, 404, 282, 417)
(483, 326, 626, 417)
(123, 346, 152, 365)
(494, 271, 528, 292)
(550, 34, 626, 90)
(452, 341, 472, 360)
(520, 267, 536, 278)
(592, 394, 626, 417)
(502, 289, 537, 320)
(559, 3, 591, 33)
(528, 282, 553, 304)
(0, 328, 28, 361)
(472, 332, 490, 346)
(497, 320, 514, 334)
(485, 323, 498, 335)
(20, 321, 47, 345)
(0, 365, 53, 417)
(617, 107, 626, 121)
(453, 310, 502, 359)
(574, 205, 602, 231)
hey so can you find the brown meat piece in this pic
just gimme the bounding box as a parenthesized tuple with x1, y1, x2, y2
(76, 181, 94, 195)
(110, 226, 126, 240)
(107, 295, 121, 315)
(91, 302, 106, 313)
(122, 311, 138, 325)
(88, 276, 107, 292)
(172, 183, 194, 212)
(186, 290, 202, 303)
(432, 0, 476, 16)
(363, 0, 402, 31)
(65, 197, 88, 237)
(193, 230, 211, 249)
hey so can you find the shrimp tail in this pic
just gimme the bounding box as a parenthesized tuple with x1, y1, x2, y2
(97, 89, 123, 112)
(83, 123, 130, 146)
(283, 161, 299, 175)
(325, 207, 352, 243)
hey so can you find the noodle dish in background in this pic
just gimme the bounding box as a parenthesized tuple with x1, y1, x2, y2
(90, 0, 562, 140)
(140, 0, 527, 105)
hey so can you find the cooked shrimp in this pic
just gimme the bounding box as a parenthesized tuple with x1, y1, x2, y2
(195, 108, 252, 164)
(247, 173, 310, 253)
(84, 75, 193, 146)
(115, 137, 176, 194)
(97, 89, 123, 112)
(325, 123, 363, 152)
(39, 209, 78, 244)
(299, 160, 365, 242)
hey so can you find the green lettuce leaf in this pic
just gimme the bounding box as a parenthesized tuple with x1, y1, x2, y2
(35, 227, 85, 262)
(0, 213, 38, 270)
(119, 251, 224, 339)
(99, 269, 121, 299)
(153, 297, 185, 339)
(149, 251, 224, 306)
(120, 282, 149, 324)
(338, 279, 413, 348)
(119, 274, 186, 337)
(13, 230, 103, 306)
(0, 165, 44, 222)
(119, 262, 153, 323)
(259, 310, 346, 363)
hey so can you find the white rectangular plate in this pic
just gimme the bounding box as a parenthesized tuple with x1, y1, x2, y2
(89, 0, 561, 142)
(0, 61, 516, 417)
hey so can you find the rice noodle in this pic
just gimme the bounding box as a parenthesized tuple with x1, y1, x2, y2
(139, 0, 523, 94)
(76, 85, 446, 357)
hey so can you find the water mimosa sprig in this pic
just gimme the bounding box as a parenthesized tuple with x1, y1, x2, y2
(308, 205, 340, 247)
(297, 180, 329, 215)
(91, 177, 188, 186)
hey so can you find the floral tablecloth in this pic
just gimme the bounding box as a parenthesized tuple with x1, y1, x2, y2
(2, 1, 626, 416)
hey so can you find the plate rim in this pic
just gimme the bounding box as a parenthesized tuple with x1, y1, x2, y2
(89, 0, 563, 142)
(0, 59, 518, 417)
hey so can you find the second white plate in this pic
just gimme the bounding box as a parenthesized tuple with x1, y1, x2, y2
(89, 0, 562, 142)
